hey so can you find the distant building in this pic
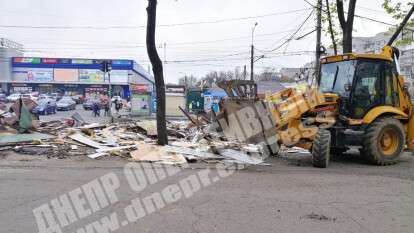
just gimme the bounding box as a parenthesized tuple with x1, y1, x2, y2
(352, 31, 392, 54)
(398, 44, 414, 79)
(6, 57, 154, 99)
(256, 81, 285, 98)
(279, 68, 301, 80)
(325, 31, 414, 80)
(165, 84, 186, 116)
(0, 38, 23, 92)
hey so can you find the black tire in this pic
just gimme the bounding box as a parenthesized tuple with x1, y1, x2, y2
(312, 129, 331, 168)
(362, 118, 404, 165)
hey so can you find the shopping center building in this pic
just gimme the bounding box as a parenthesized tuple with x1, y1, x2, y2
(3, 57, 154, 99)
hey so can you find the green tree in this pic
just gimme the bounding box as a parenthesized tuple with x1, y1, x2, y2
(383, 0, 414, 45)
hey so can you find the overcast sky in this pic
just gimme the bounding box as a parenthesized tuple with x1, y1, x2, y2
(0, 0, 403, 83)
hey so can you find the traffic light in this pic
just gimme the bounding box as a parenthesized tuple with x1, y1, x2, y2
(100, 61, 112, 73)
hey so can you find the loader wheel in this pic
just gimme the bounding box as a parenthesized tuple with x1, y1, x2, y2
(362, 118, 404, 165)
(312, 129, 331, 168)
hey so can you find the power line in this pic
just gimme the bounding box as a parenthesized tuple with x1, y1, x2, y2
(0, 8, 311, 30)
(260, 10, 314, 53)
(15, 27, 312, 51)
(166, 51, 314, 63)
(303, 0, 400, 28)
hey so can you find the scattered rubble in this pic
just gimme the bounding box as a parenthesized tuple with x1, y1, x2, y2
(0, 107, 274, 166)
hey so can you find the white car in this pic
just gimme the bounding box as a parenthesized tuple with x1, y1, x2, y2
(6, 93, 21, 102)
(111, 96, 122, 103)
(21, 93, 38, 101)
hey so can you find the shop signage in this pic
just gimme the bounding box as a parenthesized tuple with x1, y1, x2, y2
(13, 57, 41, 64)
(112, 60, 132, 65)
(42, 58, 58, 64)
(130, 84, 148, 93)
(72, 59, 93, 64)
(59, 59, 71, 64)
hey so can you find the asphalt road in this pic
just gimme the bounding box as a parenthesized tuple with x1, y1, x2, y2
(1, 149, 414, 233)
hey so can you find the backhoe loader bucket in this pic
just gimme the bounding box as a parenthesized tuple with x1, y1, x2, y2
(215, 80, 325, 156)
(215, 81, 280, 155)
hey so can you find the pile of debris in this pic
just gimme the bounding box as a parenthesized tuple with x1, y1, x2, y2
(0, 111, 269, 166)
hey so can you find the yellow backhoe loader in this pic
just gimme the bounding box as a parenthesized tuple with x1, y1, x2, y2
(216, 6, 414, 168)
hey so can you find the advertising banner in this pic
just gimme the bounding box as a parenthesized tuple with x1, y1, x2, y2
(79, 69, 104, 83)
(109, 70, 128, 83)
(131, 94, 150, 115)
(12, 68, 28, 81)
(12, 68, 53, 82)
(54, 69, 79, 82)
(28, 69, 54, 82)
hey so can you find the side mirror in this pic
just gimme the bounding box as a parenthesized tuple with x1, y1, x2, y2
(404, 83, 409, 92)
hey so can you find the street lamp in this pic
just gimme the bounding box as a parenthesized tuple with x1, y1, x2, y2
(251, 22, 258, 81)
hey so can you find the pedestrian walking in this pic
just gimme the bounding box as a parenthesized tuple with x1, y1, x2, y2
(92, 101, 100, 117)
(104, 100, 110, 116)
(114, 98, 122, 113)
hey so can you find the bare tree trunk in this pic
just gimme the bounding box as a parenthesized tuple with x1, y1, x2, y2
(336, 0, 357, 53)
(326, 0, 338, 55)
(146, 0, 168, 145)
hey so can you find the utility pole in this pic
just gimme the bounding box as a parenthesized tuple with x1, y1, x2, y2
(163, 42, 167, 63)
(100, 60, 112, 117)
(251, 22, 258, 81)
(315, 0, 322, 74)
(243, 65, 247, 80)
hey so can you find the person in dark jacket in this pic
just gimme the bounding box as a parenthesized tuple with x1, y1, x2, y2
(92, 101, 100, 117)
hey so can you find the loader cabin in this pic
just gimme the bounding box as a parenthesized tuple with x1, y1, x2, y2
(317, 47, 410, 120)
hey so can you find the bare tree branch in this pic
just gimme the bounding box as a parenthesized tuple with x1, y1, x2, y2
(326, 0, 338, 55)
(347, 0, 357, 31)
(336, 0, 346, 29)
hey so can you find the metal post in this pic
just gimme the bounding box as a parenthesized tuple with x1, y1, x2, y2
(251, 22, 258, 81)
(251, 44, 254, 81)
(163, 42, 167, 63)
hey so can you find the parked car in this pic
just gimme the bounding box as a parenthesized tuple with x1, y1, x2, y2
(0, 93, 6, 103)
(30, 92, 39, 100)
(56, 98, 76, 111)
(83, 98, 101, 110)
(71, 95, 83, 104)
(37, 94, 52, 102)
(32, 99, 57, 115)
(21, 93, 38, 101)
(111, 96, 122, 103)
(6, 93, 21, 102)
(50, 93, 63, 101)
